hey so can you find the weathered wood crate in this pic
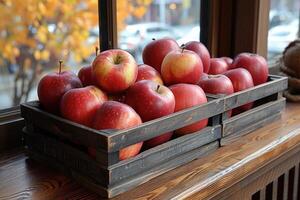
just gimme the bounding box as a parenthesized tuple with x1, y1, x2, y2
(213, 75, 288, 145)
(21, 97, 224, 198)
(20, 75, 287, 198)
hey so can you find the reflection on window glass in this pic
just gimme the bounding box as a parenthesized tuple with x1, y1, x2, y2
(0, 1, 99, 109)
(117, 0, 201, 63)
(268, 0, 300, 60)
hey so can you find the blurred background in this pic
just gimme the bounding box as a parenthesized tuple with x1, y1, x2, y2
(268, 0, 300, 60)
(0, 0, 299, 109)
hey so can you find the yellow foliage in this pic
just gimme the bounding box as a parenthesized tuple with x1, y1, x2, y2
(0, 0, 152, 67)
(117, 0, 153, 32)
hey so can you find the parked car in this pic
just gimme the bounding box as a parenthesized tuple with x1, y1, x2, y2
(119, 23, 180, 62)
(176, 26, 200, 46)
(268, 19, 299, 57)
(269, 10, 294, 29)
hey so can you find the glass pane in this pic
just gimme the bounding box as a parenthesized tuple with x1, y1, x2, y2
(268, 0, 300, 60)
(117, 0, 201, 64)
(0, 1, 99, 109)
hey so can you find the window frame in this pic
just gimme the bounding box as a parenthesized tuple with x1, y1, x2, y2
(205, 0, 270, 58)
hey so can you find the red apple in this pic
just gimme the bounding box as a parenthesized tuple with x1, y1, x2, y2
(169, 84, 208, 135)
(198, 74, 234, 95)
(185, 41, 211, 73)
(136, 64, 163, 85)
(78, 65, 95, 86)
(221, 57, 233, 67)
(92, 101, 143, 160)
(38, 61, 82, 113)
(198, 74, 234, 117)
(125, 80, 175, 122)
(144, 132, 173, 149)
(161, 49, 203, 85)
(142, 38, 179, 72)
(231, 53, 269, 85)
(60, 86, 107, 127)
(197, 72, 208, 83)
(223, 68, 254, 115)
(208, 58, 229, 75)
(92, 49, 138, 93)
(125, 80, 175, 147)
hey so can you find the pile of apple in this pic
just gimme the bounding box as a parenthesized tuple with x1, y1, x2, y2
(37, 38, 268, 161)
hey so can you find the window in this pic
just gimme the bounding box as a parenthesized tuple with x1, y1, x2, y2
(0, 1, 99, 110)
(116, 0, 201, 63)
(268, 0, 300, 60)
(0, 0, 203, 110)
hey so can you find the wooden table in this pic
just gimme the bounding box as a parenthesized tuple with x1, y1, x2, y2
(1, 102, 300, 200)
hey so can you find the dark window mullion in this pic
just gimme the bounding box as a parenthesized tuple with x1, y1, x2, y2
(200, 0, 211, 48)
(99, 0, 117, 51)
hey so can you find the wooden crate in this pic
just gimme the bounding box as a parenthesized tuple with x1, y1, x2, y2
(215, 75, 288, 145)
(21, 97, 223, 198)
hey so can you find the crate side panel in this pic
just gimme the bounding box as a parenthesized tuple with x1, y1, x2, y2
(223, 98, 286, 137)
(108, 141, 219, 198)
(107, 99, 224, 152)
(223, 76, 287, 111)
(220, 112, 282, 146)
(20, 102, 108, 149)
(109, 126, 221, 184)
(24, 130, 108, 185)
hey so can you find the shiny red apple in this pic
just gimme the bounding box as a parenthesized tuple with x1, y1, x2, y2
(92, 49, 138, 93)
(161, 49, 203, 85)
(125, 80, 175, 147)
(91, 101, 143, 160)
(144, 132, 173, 149)
(136, 64, 163, 85)
(198, 74, 234, 117)
(221, 57, 233, 67)
(198, 74, 234, 95)
(185, 41, 211, 73)
(78, 65, 95, 86)
(169, 84, 208, 135)
(38, 61, 82, 114)
(223, 68, 254, 115)
(231, 53, 269, 85)
(60, 86, 107, 127)
(208, 58, 229, 75)
(197, 72, 208, 84)
(142, 38, 179, 72)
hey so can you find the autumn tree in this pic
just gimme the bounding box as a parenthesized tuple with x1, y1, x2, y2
(0, 0, 152, 106)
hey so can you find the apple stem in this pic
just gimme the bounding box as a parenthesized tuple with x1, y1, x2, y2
(59, 60, 63, 74)
(152, 38, 155, 41)
(157, 85, 160, 91)
(95, 46, 99, 56)
(180, 44, 185, 53)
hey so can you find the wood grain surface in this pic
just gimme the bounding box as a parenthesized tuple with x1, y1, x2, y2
(2, 102, 300, 200)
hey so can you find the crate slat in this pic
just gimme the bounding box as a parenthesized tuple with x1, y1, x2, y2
(108, 126, 221, 184)
(105, 99, 224, 152)
(222, 98, 286, 137)
(223, 75, 287, 111)
(220, 112, 282, 146)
